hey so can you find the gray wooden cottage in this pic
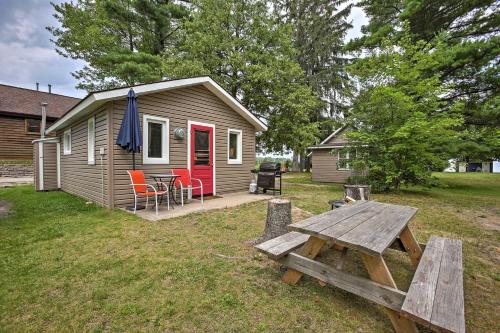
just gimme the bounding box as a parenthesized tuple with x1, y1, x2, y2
(33, 77, 267, 208)
(308, 127, 355, 183)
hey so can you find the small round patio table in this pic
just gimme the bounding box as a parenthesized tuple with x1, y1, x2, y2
(149, 174, 180, 208)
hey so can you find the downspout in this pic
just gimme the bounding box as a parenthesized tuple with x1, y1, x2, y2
(38, 102, 48, 190)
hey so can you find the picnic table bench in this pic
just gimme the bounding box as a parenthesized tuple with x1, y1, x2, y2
(255, 201, 465, 333)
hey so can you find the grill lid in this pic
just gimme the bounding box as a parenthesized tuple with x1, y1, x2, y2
(259, 162, 281, 172)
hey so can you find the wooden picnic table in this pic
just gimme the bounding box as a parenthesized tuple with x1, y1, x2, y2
(256, 200, 465, 333)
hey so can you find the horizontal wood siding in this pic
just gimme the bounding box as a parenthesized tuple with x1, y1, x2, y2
(60, 107, 109, 206)
(311, 149, 353, 183)
(111, 86, 256, 208)
(43, 143, 58, 190)
(0, 116, 53, 160)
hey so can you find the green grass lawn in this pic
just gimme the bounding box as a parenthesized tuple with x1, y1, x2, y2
(1, 173, 499, 332)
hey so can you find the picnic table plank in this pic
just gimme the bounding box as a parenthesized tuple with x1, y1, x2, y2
(320, 203, 389, 240)
(401, 236, 444, 323)
(430, 238, 465, 333)
(337, 204, 418, 255)
(401, 236, 465, 333)
(290, 201, 419, 256)
(255, 231, 309, 260)
(283, 253, 407, 312)
(281, 236, 326, 285)
(288, 201, 377, 234)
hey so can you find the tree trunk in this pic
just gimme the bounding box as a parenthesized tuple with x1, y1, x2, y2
(292, 152, 300, 172)
(299, 152, 306, 172)
(255, 199, 292, 244)
(305, 154, 311, 172)
(344, 185, 371, 201)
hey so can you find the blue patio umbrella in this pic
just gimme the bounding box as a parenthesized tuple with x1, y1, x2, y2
(116, 89, 142, 169)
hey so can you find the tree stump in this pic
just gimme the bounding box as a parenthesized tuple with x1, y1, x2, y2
(344, 185, 371, 201)
(255, 199, 292, 244)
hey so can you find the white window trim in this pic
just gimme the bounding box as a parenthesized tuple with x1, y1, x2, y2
(143, 114, 169, 164)
(87, 117, 95, 165)
(337, 150, 350, 171)
(63, 129, 71, 155)
(227, 129, 242, 164)
(187, 120, 216, 195)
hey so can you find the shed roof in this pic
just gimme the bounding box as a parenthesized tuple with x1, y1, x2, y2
(308, 126, 348, 149)
(0, 84, 80, 119)
(46, 76, 267, 134)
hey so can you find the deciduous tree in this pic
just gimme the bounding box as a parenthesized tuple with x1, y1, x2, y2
(164, 0, 321, 155)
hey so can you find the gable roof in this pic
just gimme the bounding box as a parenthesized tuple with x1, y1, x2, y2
(0, 84, 80, 119)
(46, 76, 267, 134)
(308, 126, 348, 149)
(320, 127, 345, 145)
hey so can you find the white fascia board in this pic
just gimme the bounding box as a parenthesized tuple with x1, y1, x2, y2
(308, 144, 367, 150)
(45, 94, 97, 134)
(319, 127, 345, 145)
(308, 145, 347, 149)
(46, 76, 267, 134)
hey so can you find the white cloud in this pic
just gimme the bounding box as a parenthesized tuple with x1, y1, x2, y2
(345, 6, 369, 42)
(0, 41, 86, 97)
(3, 10, 37, 43)
(0, 0, 85, 97)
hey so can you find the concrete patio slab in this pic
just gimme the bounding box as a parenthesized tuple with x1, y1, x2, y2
(129, 192, 272, 221)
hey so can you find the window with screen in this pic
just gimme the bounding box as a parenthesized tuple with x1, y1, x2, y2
(227, 129, 242, 164)
(88, 117, 95, 164)
(337, 149, 351, 170)
(63, 129, 71, 155)
(26, 119, 40, 134)
(143, 115, 169, 164)
(194, 129, 210, 166)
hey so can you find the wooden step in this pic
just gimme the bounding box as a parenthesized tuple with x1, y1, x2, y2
(255, 232, 309, 260)
(401, 236, 465, 333)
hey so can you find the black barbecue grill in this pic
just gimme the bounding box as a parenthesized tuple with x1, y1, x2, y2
(254, 162, 282, 195)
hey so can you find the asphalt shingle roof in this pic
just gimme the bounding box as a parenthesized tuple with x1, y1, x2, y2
(0, 84, 80, 119)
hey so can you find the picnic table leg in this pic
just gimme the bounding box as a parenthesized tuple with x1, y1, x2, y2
(282, 236, 326, 285)
(399, 226, 423, 266)
(361, 253, 418, 333)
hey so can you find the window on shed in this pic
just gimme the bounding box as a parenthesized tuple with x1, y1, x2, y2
(227, 129, 242, 164)
(337, 149, 351, 170)
(63, 129, 71, 155)
(143, 115, 169, 164)
(88, 117, 95, 164)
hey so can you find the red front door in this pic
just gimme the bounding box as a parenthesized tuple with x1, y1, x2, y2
(190, 124, 213, 196)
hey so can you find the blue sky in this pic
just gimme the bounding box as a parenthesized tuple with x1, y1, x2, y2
(0, 0, 367, 99)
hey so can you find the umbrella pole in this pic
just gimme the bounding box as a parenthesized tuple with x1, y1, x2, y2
(132, 151, 136, 170)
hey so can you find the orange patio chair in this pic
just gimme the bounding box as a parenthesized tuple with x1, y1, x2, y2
(127, 170, 169, 215)
(172, 168, 204, 206)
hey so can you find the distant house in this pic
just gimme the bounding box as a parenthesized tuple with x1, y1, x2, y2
(33, 77, 267, 207)
(308, 127, 355, 183)
(445, 159, 499, 173)
(0, 84, 80, 160)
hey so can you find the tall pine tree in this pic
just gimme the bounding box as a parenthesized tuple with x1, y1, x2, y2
(164, 0, 321, 155)
(348, 0, 499, 162)
(274, 0, 353, 170)
(48, 0, 190, 91)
